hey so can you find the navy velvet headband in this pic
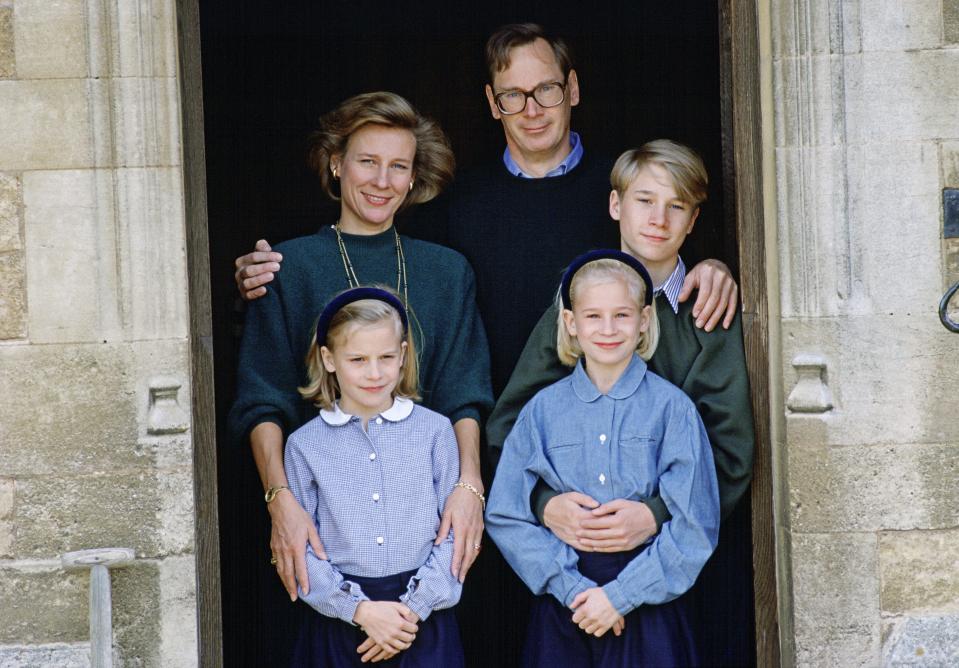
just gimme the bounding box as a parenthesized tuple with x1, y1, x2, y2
(315, 287, 408, 346)
(560, 249, 654, 310)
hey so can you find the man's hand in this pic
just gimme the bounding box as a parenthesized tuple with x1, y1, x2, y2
(268, 490, 325, 601)
(679, 258, 738, 331)
(577, 499, 656, 552)
(354, 602, 419, 663)
(570, 587, 623, 637)
(436, 482, 484, 582)
(542, 492, 601, 550)
(235, 239, 283, 301)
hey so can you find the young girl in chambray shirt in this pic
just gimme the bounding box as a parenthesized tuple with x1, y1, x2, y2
(284, 286, 464, 667)
(486, 250, 719, 667)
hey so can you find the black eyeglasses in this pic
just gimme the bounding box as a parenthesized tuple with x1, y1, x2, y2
(493, 81, 567, 115)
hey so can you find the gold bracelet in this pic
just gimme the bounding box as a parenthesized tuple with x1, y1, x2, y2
(455, 480, 486, 510)
(264, 485, 290, 504)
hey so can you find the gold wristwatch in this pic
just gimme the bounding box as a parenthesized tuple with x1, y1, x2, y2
(264, 485, 290, 504)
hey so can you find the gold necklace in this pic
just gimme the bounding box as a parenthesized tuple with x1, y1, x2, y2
(333, 223, 409, 309)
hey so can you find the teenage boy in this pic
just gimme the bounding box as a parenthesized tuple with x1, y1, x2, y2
(486, 140, 756, 666)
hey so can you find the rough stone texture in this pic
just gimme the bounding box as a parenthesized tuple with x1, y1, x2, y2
(156, 467, 196, 556)
(22, 169, 189, 343)
(944, 141, 959, 187)
(22, 170, 107, 343)
(880, 530, 959, 614)
(946, 0, 959, 44)
(112, 560, 162, 667)
(0, 343, 140, 478)
(0, 479, 13, 518)
(114, 0, 177, 78)
(13, 471, 161, 558)
(118, 168, 189, 341)
(792, 533, 880, 666)
(789, 442, 959, 533)
(0, 171, 22, 251)
(0, 250, 26, 339)
(0, 520, 13, 556)
(108, 77, 182, 168)
(860, 0, 942, 52)
(882, 616, 959, 666)
(12, 0, 86, 79)
(0, 6, 13, 78)
(845, 50, 959, 143)
(0, 566, 88, 644)
(0, 80, 92, 170)
(0, 643, 90, 668)
(845, 141, 941, 310)
(783, 315, 959, 448)
(158, 556, 199, 667)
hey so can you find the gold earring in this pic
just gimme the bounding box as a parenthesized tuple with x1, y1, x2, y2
(408, 180, 414, 192)
(331, 166, 339, 179)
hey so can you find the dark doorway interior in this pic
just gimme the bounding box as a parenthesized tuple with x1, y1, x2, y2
(199, 2, 745, 666)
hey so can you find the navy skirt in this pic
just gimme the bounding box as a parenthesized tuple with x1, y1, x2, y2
(522, 548, 699, 668)
(291, 569, 464, 668)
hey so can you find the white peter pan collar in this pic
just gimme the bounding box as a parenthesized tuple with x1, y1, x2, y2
(319, 396, 415, 426)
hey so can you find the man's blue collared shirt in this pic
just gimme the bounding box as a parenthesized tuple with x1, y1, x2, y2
(503, 131, 584, 178)
(284, 397, 462, 623)
(486, 355, 719, 616)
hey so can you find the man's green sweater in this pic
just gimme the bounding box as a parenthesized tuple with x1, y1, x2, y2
(486, 294, 755, 526)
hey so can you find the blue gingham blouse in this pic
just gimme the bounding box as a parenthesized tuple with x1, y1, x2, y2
(284, 397, 462, 623)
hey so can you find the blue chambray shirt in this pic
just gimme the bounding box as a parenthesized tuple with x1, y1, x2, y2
(503, 131, 584, 178)
(486, 355, 719, 616)
(284, 397, 462, 624)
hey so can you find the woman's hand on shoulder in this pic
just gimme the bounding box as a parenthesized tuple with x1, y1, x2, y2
(268, 490, 324, 601)
(354, 602, 419, 663)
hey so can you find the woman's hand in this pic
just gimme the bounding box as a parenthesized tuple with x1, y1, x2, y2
(437, 482, 485, 582)
(268, 490, 325, 600)
(569, 587, 623, 637)
(354, 602, 419, 663)
(679, 258, 739, 331)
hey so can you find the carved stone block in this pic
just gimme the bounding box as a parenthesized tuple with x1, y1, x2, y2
(787, 354, 833, 413)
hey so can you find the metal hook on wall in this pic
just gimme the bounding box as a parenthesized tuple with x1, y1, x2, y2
(940, 280, 959, 333)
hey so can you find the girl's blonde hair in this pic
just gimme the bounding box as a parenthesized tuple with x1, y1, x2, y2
(299, 295, 420, 409)
(556, 259, 660, 366)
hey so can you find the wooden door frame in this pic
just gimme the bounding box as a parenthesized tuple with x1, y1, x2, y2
(176, 0, 780, 664)
(176, 0, 223, 665)
(720, 0, 781, 665)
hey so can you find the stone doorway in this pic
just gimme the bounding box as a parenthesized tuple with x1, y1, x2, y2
(179, 0, 776, 664)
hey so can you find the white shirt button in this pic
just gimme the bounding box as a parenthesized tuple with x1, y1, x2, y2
(599, 434, 607, 443)
(369, 453, 376, 461)
(376, 536, 384, 545)
(599, 473, 606, 485)
(375, 417, 383, 425)
(372, 493, 380, 502)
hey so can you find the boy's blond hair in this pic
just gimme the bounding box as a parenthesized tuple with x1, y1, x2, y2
(610, 139, 708, 207)
(556, 259, 660, 366)
(299, 297, 420, 410)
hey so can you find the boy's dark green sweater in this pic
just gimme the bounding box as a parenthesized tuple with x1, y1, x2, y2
(486, 294, 755, 526)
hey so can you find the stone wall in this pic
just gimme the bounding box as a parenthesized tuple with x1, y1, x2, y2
(0, 1, 197, 666)
(771, 0, 959, 665)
